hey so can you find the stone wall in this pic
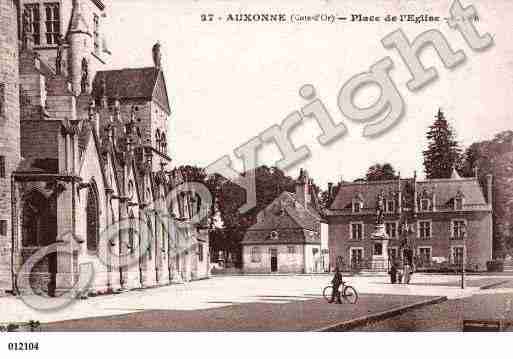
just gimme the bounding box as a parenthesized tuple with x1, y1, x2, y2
(328, 211, 493, 271)
(0, 0, 20, 292)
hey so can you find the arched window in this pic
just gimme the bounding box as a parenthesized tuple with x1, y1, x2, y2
(146, 214, 153, 260)
(22, 191, 49, 247)
(128, 211, 135, 255)
(127, 180, 135, 200)
(155, 130, 161, 152)
(160, 132, 167, 153)
(86, 185, 100, 252)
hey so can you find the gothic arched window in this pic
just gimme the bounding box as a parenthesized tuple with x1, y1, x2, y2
(155, 130, 161, 152)
(160, 132, 167, 153)
(128, 211, 135, 255)
(86, 185, 100, 252)
(22, 191, 49, 247)
(146, 214, 153, 260)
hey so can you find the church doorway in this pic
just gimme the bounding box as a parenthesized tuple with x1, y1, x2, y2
(21, 190, 57, 296)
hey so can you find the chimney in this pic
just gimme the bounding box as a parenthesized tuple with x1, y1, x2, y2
(486, 174, 493, 208)
(327, 182, 333, 201)
(296, 168, 310, 207)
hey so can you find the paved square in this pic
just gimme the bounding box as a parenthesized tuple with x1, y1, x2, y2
(1, 273, 512, 331)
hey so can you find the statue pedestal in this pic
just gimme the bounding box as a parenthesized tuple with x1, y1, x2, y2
(371, 224, 389, 271)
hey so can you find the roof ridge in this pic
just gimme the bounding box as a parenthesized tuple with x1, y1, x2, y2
(96, 66, 156, 73)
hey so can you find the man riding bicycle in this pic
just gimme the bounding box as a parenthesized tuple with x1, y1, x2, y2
(328, 267, 343, 304)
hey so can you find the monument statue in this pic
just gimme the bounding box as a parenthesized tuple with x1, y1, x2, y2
(376, 190, 385, 225)
(56, 36, 65, 75)
(371, 190, 388, 241)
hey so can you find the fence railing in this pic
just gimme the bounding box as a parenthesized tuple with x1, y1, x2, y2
(337, 258, 480, 273)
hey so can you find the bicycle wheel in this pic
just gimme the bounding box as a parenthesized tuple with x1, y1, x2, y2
(322, 286, 333, 302)
(342, 285, 358, 304)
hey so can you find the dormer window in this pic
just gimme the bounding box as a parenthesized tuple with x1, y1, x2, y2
(454, 190, 464, 211)
(420, 199, 431, 212)
(454, 198, 463, 210)
(385, 199, 395, 213)
(353, 201, 362, 213)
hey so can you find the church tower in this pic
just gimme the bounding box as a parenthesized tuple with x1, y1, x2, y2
(66, 0, 92, 95)
(0, 0, 20, 291)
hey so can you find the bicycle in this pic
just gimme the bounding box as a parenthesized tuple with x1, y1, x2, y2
(322, 281, 358, 304)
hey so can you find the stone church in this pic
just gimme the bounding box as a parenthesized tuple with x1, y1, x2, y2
(0, 0, 210, 296)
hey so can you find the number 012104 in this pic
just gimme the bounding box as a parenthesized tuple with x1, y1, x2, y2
(8, 342, 40, 351)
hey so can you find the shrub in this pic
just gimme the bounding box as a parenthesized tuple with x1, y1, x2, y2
(486, 260, 504, 272)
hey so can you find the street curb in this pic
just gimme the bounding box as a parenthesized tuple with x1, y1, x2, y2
(479, 280, 510, 290)
(314, 296, 448, 332)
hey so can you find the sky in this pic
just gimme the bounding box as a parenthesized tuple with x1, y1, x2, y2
(103, 0, 513, 187)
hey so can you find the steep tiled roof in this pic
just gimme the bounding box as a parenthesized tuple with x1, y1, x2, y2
(417, 178, 487, 207)
(329, 176, 488, 212)
(92, 68, 171, 114)
(330, 179, 407, 210)
(242, 192, 322, 245)
(92, 67, 159, 100)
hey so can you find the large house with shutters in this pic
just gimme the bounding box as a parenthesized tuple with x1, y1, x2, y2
(0, 0, 210, 296)
(242, 170, 329, 274)
(325, 170, 493, 271)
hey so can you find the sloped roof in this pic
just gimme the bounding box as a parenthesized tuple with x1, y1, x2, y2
(242, 192, 322, 245)
(329, 176, 488, 212)
(66, 0, 91, 38)
(330, 179, 407, 210)
(92, 68, 171, 114)
(417, 178, 487, 207)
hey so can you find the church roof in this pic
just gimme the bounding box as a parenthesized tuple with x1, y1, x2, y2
(92, 67, 171, 114)
(66, 0, 91, 38)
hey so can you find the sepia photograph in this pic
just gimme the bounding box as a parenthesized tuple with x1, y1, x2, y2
(0, 0, 512, 356)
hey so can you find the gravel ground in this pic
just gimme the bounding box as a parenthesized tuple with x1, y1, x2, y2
(41, 294, 434, 332)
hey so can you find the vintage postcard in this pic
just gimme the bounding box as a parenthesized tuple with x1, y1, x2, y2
(0, 0, 512, 356)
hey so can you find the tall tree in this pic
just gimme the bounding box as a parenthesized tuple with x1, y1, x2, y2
(460, 130, 513, 258)
(423, 109, 462, 179)
(181, 165, 321, 266)
(365, 163, 397, 181)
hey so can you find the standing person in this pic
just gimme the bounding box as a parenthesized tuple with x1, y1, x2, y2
(403, 262, 411, 284)
(329, 267, 343, 304)
(389, 262, 397, 284)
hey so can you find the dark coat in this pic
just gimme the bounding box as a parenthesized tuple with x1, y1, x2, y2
(331, 271, 343, 286)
